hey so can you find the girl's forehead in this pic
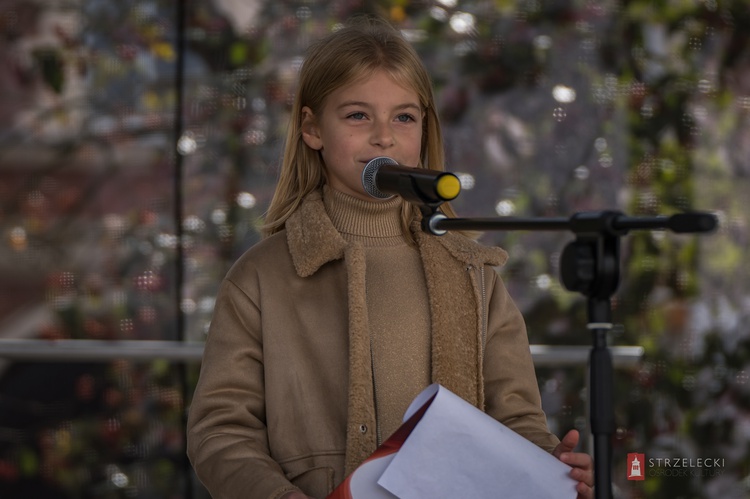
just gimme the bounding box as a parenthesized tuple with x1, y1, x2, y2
(328, 69, 422, 103)
(324, 78, 420, 112)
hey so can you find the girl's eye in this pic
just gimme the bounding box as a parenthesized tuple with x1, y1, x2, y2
(396, 114, 416, 123)
(348, 112, 366, 120)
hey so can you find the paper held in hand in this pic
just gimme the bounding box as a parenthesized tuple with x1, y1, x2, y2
(328, 383, 577, 499)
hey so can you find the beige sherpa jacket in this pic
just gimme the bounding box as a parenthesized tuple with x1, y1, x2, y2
(186, 190, 559, 499)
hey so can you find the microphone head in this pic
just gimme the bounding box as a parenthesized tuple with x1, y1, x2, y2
(362, 156, 398, 199)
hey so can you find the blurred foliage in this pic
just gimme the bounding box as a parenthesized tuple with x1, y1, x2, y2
(0, 0, 749, 498)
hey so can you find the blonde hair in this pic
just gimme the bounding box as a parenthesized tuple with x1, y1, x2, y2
(262, 16, 459, 239)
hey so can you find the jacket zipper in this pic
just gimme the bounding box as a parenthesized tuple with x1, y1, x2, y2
(480, 265, 487, 355)
(370, 334, 383, 446)
(467, 264, 488, 355)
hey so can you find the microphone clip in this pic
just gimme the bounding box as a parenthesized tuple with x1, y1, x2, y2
(420, 207, 448, 236)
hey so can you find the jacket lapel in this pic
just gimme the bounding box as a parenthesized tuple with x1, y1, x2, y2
(414, 229, 508, 409)
(285, 191, 347, 277)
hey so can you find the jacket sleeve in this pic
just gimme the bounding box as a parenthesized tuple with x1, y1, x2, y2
(482, 267, 561, 453)
(186, 277, 299, 499)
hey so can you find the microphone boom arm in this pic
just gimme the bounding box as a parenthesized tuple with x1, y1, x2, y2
(423, 210, 718, 236)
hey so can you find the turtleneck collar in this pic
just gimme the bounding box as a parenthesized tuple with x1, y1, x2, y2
(323, 185, 406, 246)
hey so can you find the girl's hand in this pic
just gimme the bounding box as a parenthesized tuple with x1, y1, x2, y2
(553, 429, 594, 499)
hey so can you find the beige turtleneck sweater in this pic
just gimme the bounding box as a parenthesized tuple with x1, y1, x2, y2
(324, 186, 431, 444)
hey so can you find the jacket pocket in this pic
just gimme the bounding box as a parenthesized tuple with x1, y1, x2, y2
(286, 466, 335, 499)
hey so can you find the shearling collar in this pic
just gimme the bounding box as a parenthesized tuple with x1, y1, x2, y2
(285, 190, 348, 277)
(285, 190, 508, 276)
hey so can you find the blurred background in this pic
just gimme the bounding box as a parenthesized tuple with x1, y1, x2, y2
(0, 0, 748, 498)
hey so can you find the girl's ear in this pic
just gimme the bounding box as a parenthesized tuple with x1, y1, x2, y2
(300, 106, 323, 150)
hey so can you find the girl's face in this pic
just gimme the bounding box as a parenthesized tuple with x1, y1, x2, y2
(301, 69, 424, 201)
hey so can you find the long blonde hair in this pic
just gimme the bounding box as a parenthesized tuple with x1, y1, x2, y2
(262, 16, 458, 239)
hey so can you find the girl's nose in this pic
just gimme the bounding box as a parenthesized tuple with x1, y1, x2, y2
(371, 120, 395, 148)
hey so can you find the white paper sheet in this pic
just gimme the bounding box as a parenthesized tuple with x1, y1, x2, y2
(375, 383, 578, 499)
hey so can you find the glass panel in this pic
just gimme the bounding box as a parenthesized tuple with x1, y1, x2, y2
(0, 1, 188, 497)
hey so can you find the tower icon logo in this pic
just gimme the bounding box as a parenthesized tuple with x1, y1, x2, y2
(627, 453, 645, 481)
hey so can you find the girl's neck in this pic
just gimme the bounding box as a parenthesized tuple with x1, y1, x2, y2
(323, 185, 406, 246)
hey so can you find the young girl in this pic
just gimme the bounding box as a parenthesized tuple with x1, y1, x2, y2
(187, 16, 593, 499)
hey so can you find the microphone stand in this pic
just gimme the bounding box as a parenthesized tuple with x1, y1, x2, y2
(419, 206, 718, 499)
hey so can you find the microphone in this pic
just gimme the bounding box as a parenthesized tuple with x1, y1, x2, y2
(361, 156, 461, 205)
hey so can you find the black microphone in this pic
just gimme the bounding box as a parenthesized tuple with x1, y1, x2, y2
(361, 156, 461, 205)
